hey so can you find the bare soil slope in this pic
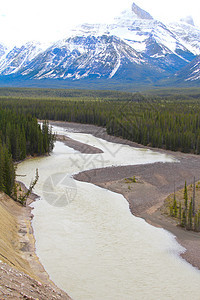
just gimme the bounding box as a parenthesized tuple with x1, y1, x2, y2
(0, 192, 71, 299)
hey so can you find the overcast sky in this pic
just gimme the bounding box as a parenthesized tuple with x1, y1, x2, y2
(1, 0, 200, 46)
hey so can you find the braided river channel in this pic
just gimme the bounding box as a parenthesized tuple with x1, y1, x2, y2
(17, 125, 200, 300)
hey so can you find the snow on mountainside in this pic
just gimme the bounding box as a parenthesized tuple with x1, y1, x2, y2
(67, 2, 197, 75)
(110, 10, 196, 74)
(175, 55, 200, 82)
(0, 44, 7, 59)
(20, 35, 156, 80)
(72, 3, 194, 57)
(0, 42, 48, 75)
(0, 1, 200, 85)
(168, 21, 200, 55)
(180, 16, 195, 26)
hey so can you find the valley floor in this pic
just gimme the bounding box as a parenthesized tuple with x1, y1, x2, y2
(1, 120, 200, 299)
(52, 121, 200, 270)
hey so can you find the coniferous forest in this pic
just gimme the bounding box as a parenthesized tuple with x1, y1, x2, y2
(1, 88, 200, 153)
(0, 106, 55, 196)
(1, 87, 200, 197)
(164, 180, 200, 232)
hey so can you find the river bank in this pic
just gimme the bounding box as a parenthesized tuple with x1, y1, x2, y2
(52, 121, 200, 270)
(0, 189, 71, 299)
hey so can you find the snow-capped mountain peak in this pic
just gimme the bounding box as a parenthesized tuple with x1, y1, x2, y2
(131, 2, 153, 20)
(114, 2, 153, 26)
(180, 16, 195, 26)
(0, 1, 200, 85)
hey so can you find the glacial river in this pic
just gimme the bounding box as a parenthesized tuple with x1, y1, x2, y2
(17, 125, 200, 300)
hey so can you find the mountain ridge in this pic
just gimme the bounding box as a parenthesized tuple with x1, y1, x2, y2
(0, 2, 200, 88)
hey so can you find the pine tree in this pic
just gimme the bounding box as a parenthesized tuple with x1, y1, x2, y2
(192, 176, 196, 216)
(170, 206, 173, 217)
(173, 196, 178, 217)
(18, 169, 39, 206)
(179, 201, 182, 222)
(2, 146, 15, 195)
(20, 127, 26, 160)
(181, 209, 187, 228)
(187, 200, 193, 230)
(184, 181, 188, 212)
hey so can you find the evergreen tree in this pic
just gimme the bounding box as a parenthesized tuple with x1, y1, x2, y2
(192, 176, 196, 216)
(184, 181, 188, 212)
(2, 145, 15, 196)
(187, 200, 193, 230)
(0, 108, 55, 197)
(173, 196, 178, 217)
(181, 209, 187, 228)
(179, 202, 182, 221)
(18, 169, 39, 206)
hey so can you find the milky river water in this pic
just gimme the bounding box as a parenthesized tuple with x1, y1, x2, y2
(17, 125, 200, 300)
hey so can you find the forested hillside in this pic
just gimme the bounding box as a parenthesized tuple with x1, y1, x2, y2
(1, 88, 200, 155)
(0, 107, 55, 196)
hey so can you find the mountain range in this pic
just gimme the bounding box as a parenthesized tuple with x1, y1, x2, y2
(0, 2, 200, 89)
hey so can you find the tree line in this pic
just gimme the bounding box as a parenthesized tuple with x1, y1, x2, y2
(170, 180, 200, 232)
(1, 88, 200, 197)
(0, 108, 55, 197)
(1, 94, 200, 154)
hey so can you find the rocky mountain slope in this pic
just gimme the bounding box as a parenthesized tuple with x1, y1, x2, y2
(175, 55, 200, 82)
(0, 42, 47, 76)
(0, 2, 200, 86)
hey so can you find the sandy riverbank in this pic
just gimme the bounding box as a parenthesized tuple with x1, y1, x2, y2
(57, 135, 103, 154)
(0, 190, 71, 299)
(52, 121, 200, 270)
